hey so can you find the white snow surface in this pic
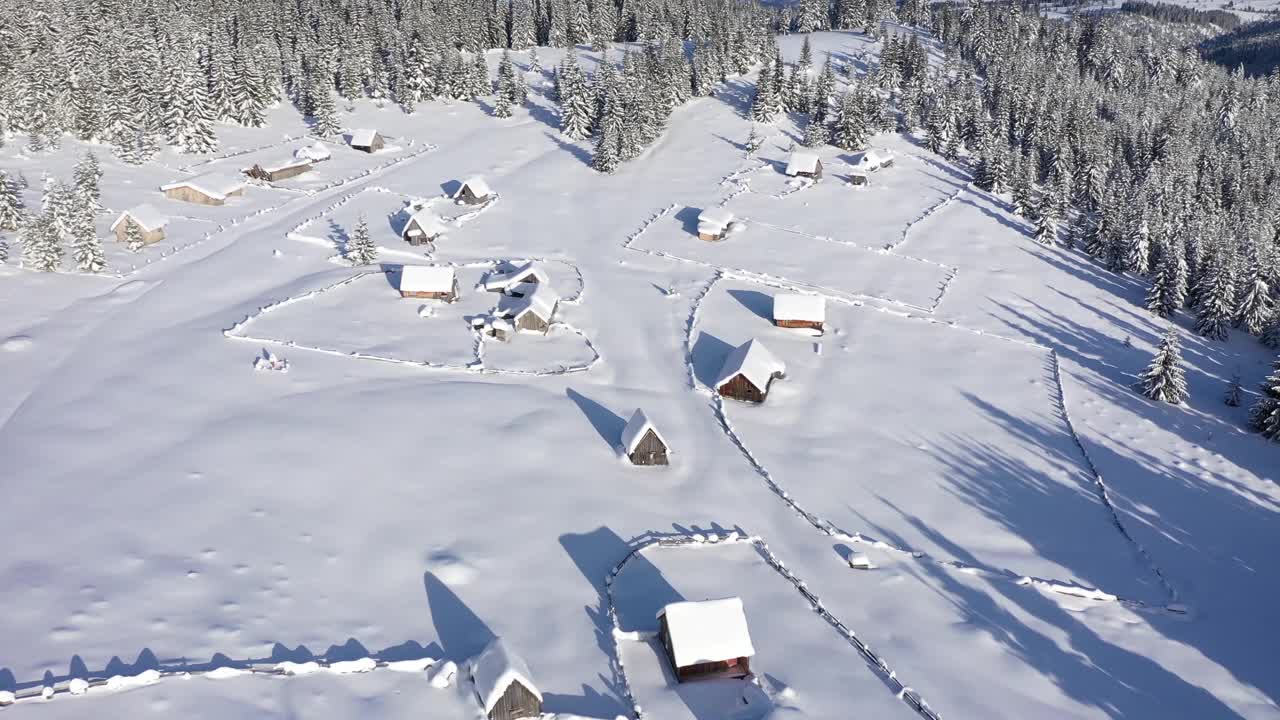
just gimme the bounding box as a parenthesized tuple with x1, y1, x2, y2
(1, 33, 1278, 720)
(470, 637, 541, 713)
(657, 597, 756, 668)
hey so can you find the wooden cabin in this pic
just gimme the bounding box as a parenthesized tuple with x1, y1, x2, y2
(402, 208, 448, 246)
(854, 148, 895, 172)
(159, 174, 246, 206)
(482, 261, 549, 295)
(109, 204, 169, 245)
(497, 283, 558, 334)
(294, 141, 332, 163)
(696, 208, 734, 241)
(452, 176, 493, 205)
(714, 339, 786, 404)
(245, 159, 312, 182)
(471, 638, 543, 720)
(657, 598, 756, 683)
(349, 128, 385, 153)
(772, 293, 826, 332)
(785, 151, 823, 180)
(620, 408, 669, 466)
(399, 265, 458, 301)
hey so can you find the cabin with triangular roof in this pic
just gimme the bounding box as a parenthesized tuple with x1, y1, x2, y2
(658, 597, 756, 683)
(348, 129, 385, 153)
(620, 409, 669, 466)
(402, 207, 448, 246)
(714, 339, 786, 403)
(160, 174, 246, 206)
(399, 265, 458, 301)
(853, 148, 895, 172)
(244, 158, 313, 182)
(496, 283, 558, 334)
(482, 261, 549, 296)
(470, 638, 542, 720)
(110, 204, 169, 245)
(785, 151, 823, 179)
(453, 176, 493, 206)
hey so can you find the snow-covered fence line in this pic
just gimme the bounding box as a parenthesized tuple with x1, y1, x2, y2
(620, 204, 677, 251)
(122, 194, 298, 277)
(603, 531, 942, 720)
(681, 271, 724, 390)
(884, 184, 967, 251)
(718, 159, 769, 188)
(166, 134, 311, 173)
(0, 652, 437, 708)
(686, 274, 1177, 612)
(301, 144, 438, 196)
(284, 185, 405, 245)
(1049, 350, 1180, 606)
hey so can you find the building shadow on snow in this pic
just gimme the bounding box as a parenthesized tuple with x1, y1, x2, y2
(726, 288, 773, 322)
(565, 388, 627, 452)
(690, 332, 734, 388)
(424, 571, 495, 662)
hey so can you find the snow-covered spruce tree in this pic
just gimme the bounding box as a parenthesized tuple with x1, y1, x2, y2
(592, 80, 622, 174)
(829, 90, 867, 152)
(1011, 155, 1036, 218)
(1194, 253, 1235, 341)
(1139, 328, 1189, 404)
(20, 213, 62, 272)
(1146, 238, 1188, 318)
(751, 62, 777, 124)
(310, 87, 341, 138)
(1032, 188, 1059, 245)
(1224, 371, 1243, 407)
(1249, 359, 1280, 441)
(1263, 320, 1280, 350)
(801, 115, 828, 148)
(70, 202, 105, 273)
(1234, 255, 1274, 336)
(0, 238, 7, 264)
(811, 55, 835, 124)
(347, 215, 378, 266)
(72, 152, 103, 213)
(494, 52, 517, 117)
(0, 171, 24, 231)
(124, 220, 145, 253)
(558, 53, 593, 140)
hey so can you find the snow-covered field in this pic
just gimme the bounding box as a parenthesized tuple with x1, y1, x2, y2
(1, 32, 1278, 720)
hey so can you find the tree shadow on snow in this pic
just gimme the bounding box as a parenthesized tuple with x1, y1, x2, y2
(690, 332, 734, 388)
(544, 131, 594, 168)
(726, 288, 773, 322)
(565, 388, 627, 452)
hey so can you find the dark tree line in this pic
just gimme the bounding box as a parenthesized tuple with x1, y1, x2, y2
(1120, 1, 1242, 31)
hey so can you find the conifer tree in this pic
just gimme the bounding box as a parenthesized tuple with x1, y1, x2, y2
(72, 152, 102, 213)
(1147, 240, 1188, 318)
(558, 53, 593, 140)
(347, 215, 378, 265)
(801, 115, 828, 147)
(0, 171, 24, 231)
(1032, 189, 1059, 245)
(1195, 255, 1235, 341)
(124, 220, 145, 253)
(1249, 359, 1280, 441)
(1234, 257, 1274, 335)
(311, 88, 341, 137)
(70, 202, 104, 273)
(0, 238, 7, 264)
(592, 79, 622, 173)
(1263, 320, 1280, 349)
(1011, 155, 1036, 218)
(1139, 328, 1189, 404)
(20, 213, 62, 272)
(1224, 371, 1243, 407)
(751, 62, 777, 124)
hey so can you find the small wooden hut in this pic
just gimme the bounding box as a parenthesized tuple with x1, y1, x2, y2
(399, 265, 458, 301)
(714, 339, 786, 404)
(657, 597, 756, 683)
(245, 159, 313, 182)
(471, 638, 542, 720)
(452, 176, 493, 205)
(772, 293, 826, 332)
(482, 261, 549, 296)
(620, 408, 669, 466)
(696, 208, 734, 241)
(402, 207, 448, 246)
(294, 142, 332, 163)
(784, 151, 823, 179)
(109, 204, 169, 245)
(349, 129, 385, 153)
(497, 283, 559, 334)
(159, 174, 246, 206)
(853, 148, 895, 172)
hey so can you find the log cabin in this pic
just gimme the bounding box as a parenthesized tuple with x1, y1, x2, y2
(109, 204, 169, 245)
(772, 293, 826, 332)
(714, 339, 786, 403)
(452, 176, 493, 205)
(657, 597, 756, 683)
(159, 174, 246, 206)
(784, 151, 823, 179)
(620, 408, 669, 466)
(696, 208, 735, 241)
(402, 207, 448, 246)
(471, 638, 542, 720)
(349, 128, 385, 153)
(244, 159, 312, 182)
(399, 265, 458, 301)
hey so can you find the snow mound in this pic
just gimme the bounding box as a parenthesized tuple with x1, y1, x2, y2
(276, 661, 321, 675)
(386, 657, 436, 673)
(68, 678, 90, 695)
(1, 335, 33, 352)
(205, 666, 249, 680)
(428, 660, 457, 688)
(425, 549, 477, 586)
(327, 657, 376, 674)
(105, 669, 161, 691)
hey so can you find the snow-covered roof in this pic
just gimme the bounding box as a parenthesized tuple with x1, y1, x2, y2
(294, 142, 332, 161)
(499, 283, 559, 322)
(698, 208, 734, 231)
(454, 176, 492, 199)
(621, 408, 667, 454)
(349, 129, 381, 147)
(160, 173, 246, 200)
(856, 149, 894, 168)
(773, 293, 826, 323)
(658, 597, 756, 669)
(400, 265, 456, 293)
(110, 204, 168, 233)
(406, 208, 448, 237)
(470, 638, 541, 714)
(259, 158, 312, 173)
(483, 261, 549, 292)
(714, 338, 786, 392)
(785, 151, 821, 176)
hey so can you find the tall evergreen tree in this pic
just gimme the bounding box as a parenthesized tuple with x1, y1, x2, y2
(20, 213, 62, 272)
(1147, 240, 1188, 318)
(70, 202, 104, 273)
(0, 171, 24, 231)
(1249, 359, 1280, 441)
(1139, 329, 1190, 404)
(347, 215, 378, 265)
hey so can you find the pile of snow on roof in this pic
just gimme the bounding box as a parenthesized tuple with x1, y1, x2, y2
(454, 176, 492, 199)
(295, 142, 332, 161)
(785, 151, 821, 176)
(621, 408, 666, 454)
(499, 282, 559, 321)
(698, 208, 735, 236)
(773, 293, 826, 323)
(400, 265, 456, 293)
(715, 338, 786, 391)
(659, 597, 756, 667)
(483, 261, 549, 292)
(855, 149, 894, 170)
(406, 207, 449, 237)
(160, 173, 246, 200)
(471, 637, 541, 714)
(110, 204, 168, 233)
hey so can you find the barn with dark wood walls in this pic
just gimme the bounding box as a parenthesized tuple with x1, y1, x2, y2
(772, 293, 826, 332)
(348, 128, 385, 153)
(109, 204, 168, 245)
(784, 150, 823, 179)
(713, 338, 786, 403)
(453, 176, 493, 205)
(398, 265, 458, 301)
(657, 597, 756, 683)
(471, 638, 543, 720)
(621, 408, 669, 466)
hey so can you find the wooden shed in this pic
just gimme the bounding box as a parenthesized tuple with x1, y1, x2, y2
(109, 204, 169, 245)
(658, 597, 756, 683)
(399, 265, 458, 301)
(772, 293, 826, 332)
(696, 208, 735, 241)
(853, 148, 895, 172)
(471, 638, 542, 720)
(159, 174, 246, 206)
(497, 283, 559, 334)
(785, 151, 823, 179)
(714, 339, 786, 404)
(482, 261, 549, 296)
(452, 176, 493, 206)
(349, 128, 385, 153)
(245, 159, 312, 182)
(402, 207, 448, 246)
(620, 408, 669, 466)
